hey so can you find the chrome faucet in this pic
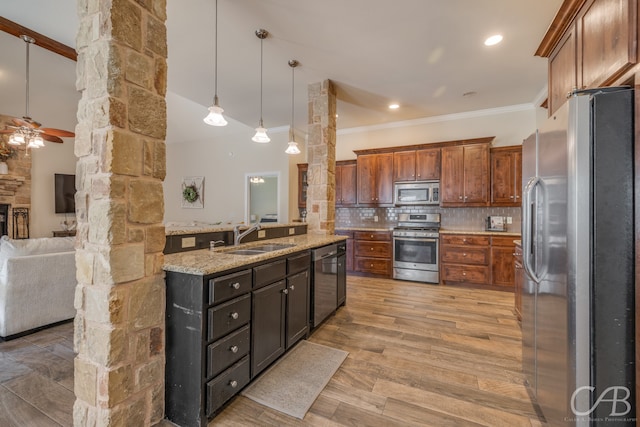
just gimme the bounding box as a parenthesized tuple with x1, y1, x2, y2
(234, 223, 261, 246)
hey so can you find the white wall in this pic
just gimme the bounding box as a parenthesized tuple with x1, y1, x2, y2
(164, 92, 299, 225)
(335, 104, 539, 160)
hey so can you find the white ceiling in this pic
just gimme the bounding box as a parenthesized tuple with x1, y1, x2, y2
(0, 0, 562, 134)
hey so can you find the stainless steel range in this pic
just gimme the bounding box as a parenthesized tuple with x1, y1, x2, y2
(393, 213, 440, 283)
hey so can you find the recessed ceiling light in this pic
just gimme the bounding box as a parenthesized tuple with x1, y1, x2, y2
(484, 34, 503, 46)
(389, 104, 400, 110)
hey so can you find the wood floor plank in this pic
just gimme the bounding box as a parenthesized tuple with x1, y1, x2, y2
(3, 371, 74, 426)
(0, 353, 32, 384)
(0, 385, 62, 427)
(382, 397, 485, 427)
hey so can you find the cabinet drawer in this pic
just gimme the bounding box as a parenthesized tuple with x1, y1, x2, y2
(355, 257, 391, 275)
(254, 259, 286, 289)
(287, 251, 311, 275)
(442, 264, 490, 284)
(206, 355, 251, 417)
(441, 234, 490, 246)
(208, 270, 252, 305)
(491, 236, 518, 247)
(441, 246, 489, 265)
(353, 231, 391, 241)
(354, 241, 391, 258)
(207, 324, 250, 379)
(207, 294, 251, 342)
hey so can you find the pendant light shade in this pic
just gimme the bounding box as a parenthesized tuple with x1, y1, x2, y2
(203, 0, 227, 126)
(252, 29, 270, 143)
(285, 59, 301, 155)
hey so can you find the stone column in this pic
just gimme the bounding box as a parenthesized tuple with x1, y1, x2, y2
(307, 80, 337, 235)
(74, 0, 167, 425)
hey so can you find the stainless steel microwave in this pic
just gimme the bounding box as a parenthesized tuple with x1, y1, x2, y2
(394, 181, 440, 205)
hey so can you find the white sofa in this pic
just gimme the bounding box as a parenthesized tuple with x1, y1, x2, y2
(0, 236, 76, 339)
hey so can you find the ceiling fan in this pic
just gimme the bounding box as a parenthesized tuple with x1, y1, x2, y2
(0, 35, 75, 148)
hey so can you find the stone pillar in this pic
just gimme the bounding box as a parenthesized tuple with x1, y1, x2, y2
(307, 80, 337, 235)
(74, 0, 167, 425)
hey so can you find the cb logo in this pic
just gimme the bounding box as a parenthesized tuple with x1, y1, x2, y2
(571, 386, 632, 417)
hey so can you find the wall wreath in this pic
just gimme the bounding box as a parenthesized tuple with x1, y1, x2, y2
(181, 176, 204, 208)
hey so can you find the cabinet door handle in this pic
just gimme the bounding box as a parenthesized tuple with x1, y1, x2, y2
(458, 195, 463, 200)
(370, 247, 374, 251)
(515, 195, 520, 199)
(230, 312, 239, 320)
(462, 272, 466, 276)
(229, 345, 239, 353)
(282, 289, 289, 295)
(230, 282, 240, 290)
(290, 285, 295, 291)
(464, 196, 468, 200)
(229, 380, 238, 388)
(463, 253, 467, 257)
(510, 196, 514, 199)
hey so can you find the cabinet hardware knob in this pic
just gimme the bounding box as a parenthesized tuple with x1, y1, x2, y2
(370, 264, 374, 267)
(230, 345, 239, 353)
(512, 253, 517, 256)
(370, 234, 373, 238)
(459, 196, 463, 200)
(290, 285, 295, 291)
(370, 247, 374, 251)
(229, 380, 238, 388)
(282, 289, 289, 295)
(463, 272, 466, 276)
(464, 196, 468, 200)
(231, 282, 240, 290)
(463, 253, 467, 257)
(515, 195, 520, 199)
(230, 312, 239, 320)
(463, 239, 467, 243)
(417, 174, 421, 177)
(510, 196, 514, 199)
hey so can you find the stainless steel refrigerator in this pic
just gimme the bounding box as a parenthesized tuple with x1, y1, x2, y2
(521, 87, 635, 426)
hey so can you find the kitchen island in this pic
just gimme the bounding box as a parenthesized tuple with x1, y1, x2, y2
(163, 233, 346, 427)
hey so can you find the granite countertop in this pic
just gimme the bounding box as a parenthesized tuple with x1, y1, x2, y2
(165, 222, 305, 236)
(163, 234, 346, 276)
(439, 229, 521, 237)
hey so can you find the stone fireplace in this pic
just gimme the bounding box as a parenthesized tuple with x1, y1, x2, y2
(0, 125, 32, 238)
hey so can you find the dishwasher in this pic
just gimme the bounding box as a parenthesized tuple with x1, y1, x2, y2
(310, 242, 346, 328)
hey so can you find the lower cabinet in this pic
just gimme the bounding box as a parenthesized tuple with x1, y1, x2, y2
(335, 230, 354, 272)
(353, 231, 392, 277)
(165, 249, 313, 427)
(514, 242, 523, 321)
(440, 233, 520, 287)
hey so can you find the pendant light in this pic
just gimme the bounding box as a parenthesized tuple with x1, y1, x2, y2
(203, 0, 227, 126)
(285, 60, 301, 155)
(252, 29, 270, 143)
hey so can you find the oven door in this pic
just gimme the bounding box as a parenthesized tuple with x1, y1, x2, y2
(393, 236, 439, 271)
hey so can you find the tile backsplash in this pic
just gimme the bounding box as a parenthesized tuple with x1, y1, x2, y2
(336, 205, 522, 233)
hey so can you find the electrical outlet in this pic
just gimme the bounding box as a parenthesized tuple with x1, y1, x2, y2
(181, 237, 196, 248)
(506, 216, 512, 224)
(289, 228, 295, 235)
(258, 230, 266, 238)
(373, 215, 379, 222)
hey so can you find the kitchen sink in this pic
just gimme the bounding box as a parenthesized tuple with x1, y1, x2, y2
(224, 243, 296, 255)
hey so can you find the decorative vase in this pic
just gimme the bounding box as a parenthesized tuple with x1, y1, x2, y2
(0, 162, 8, 175)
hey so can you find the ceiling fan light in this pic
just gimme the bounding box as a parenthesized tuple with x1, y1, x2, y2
(285, 141, 301, 155)
(252, 126, 270, 143)
(27, 138, 39, 149)
(32, 135, 45, 147)
(203, 104, 228, 126)
(9, 133, 25, 145)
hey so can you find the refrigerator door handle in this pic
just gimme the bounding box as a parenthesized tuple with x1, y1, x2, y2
(522, 176, 543, 284)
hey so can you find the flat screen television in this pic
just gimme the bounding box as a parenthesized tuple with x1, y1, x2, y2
(54, 173, 76, 214)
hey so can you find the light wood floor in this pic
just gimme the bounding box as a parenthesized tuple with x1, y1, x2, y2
(0, 276, 543, 426)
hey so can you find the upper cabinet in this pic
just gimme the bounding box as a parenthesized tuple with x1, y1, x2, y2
(357, 153, 394, 205)
(336, 160, 357, 206)
(441, 144, 490, 207)
(538, 0, 638, 114)
(490, 145, 522, 207)
(393, 148, 441, 182)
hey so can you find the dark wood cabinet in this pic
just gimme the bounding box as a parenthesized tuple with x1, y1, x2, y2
(166, 249, 313, 426)
(441, 144, 489, 207)
(491, 145, 522, 207)
(251, 279, 287, 377)
(441, 234, 491, 285)
(357, 153, 393, 205)
(490, 236, 517, 287)
(335, 230, 354, 272)
(297, 163, 308, 209)
(540, 0, 638, 114)
(336, 160, 357, 206)
(393, 148, 441, 182)
(514, 242, 523, 321)
(286, 269, 310, 348)
(353, 231, 392, 277)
